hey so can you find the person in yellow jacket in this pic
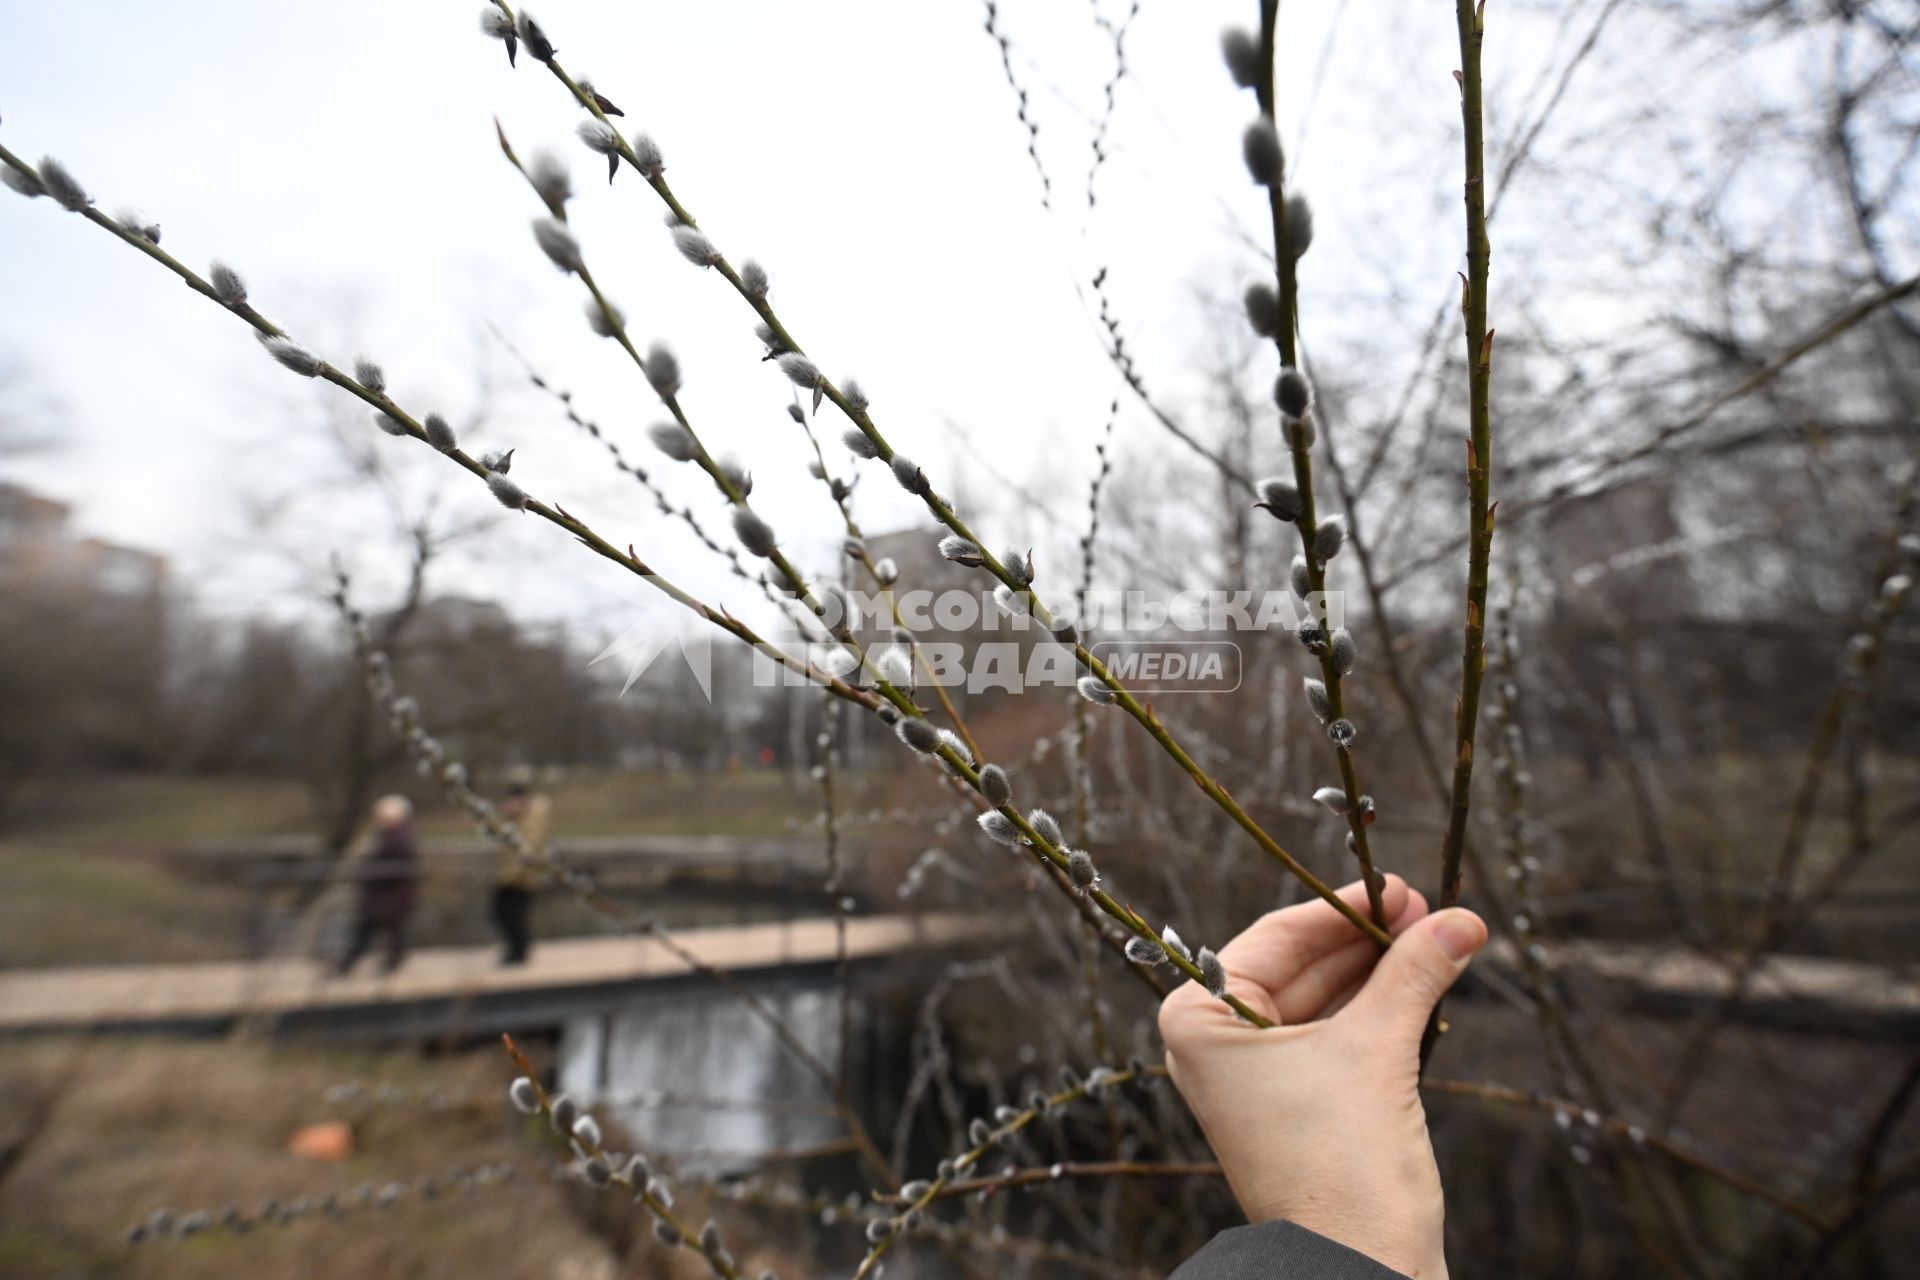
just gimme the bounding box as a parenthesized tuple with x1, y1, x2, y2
(492, 771, 549, 965)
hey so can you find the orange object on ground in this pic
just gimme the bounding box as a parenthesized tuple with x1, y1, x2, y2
(288, 1120, 354, 1162)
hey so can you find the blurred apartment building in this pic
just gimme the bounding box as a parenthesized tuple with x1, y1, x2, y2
(0, 481, 168, 598)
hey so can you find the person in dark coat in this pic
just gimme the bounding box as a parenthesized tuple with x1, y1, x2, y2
(1160, 876, 1488, 1279)
(335, 794, 420, 976)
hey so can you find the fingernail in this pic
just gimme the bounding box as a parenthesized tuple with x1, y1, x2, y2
(1434, 911, 1484, 963)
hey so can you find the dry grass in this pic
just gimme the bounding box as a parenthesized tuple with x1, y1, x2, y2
(0, 1038, 617, 1280)
(0, 844, 256, 968)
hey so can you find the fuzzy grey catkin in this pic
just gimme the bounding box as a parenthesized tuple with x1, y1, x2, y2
(891, 455, 931, 496)
(977, 810, 1020, 845)
(575, 78, 621, 119)
(642, 342, 681, 397)
(1125, 935, 1168, 966)
(978, 764, 1012, 806)
(585, 298, 625, 337)
(486, 472, 529, 510)
(1257, 477, 1302, 522)
(896, 717, 942, 754)
(842, 428, 880, 459)
(480, 6, 518, 63)
(1285, 193, 1314, 259)
(1161, 924, 1192, 962)
(375, 412, 409, 437)
(1065, 677, 1112, 711)
(532, 218, 584, 273)
(1196, 947, 1228, 997)
(629, 133, 665, 178)
(938, 535, 983, 566)
(424, 413, 457, 452)
(1290, 556, 1312, 599)
(1275, 367, 1312, 419)
(1, 165, 47, 199)
(261, 336, 320, 377)
(549, 1094, 579, 1134)
(1242, 119, 1283, 186)
(576, 119, 618, 155)
(353, 358, 385, 393)
(1002, 546, 1034, 586)
(1315, 514, 1347, 563)
(873, 556, 899, 584)
(718, 456, 751, 497)
(1327, 718, 1357, 747)
(875, 646, 912, 688)
(648, 422, 697, 461)
(1329, 627, 1356, 675)
(776, 352, 822, 388)
(1303, 676, 1330, 722)
(37, 157, 90, 211)
(731, 507, 778, 557)
(529, 151, 571, 211)
(842, 378, 869, 412)
(1028, 809, 1063, 848)
(1244, 282, 1279, 337)
(1066, 849, 1098, 891)
(672, 225, 718, 267)
(1220, 28, 1262, 88)
(209, 262, 247, 307)
(508, 1077, 539, 1113)
(1312, 786, 1347, 814)
(115, 208, 160, 242)
(514, 9, 555, 62)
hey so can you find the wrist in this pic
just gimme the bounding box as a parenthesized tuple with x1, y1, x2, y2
(1286, 1214, 1446, 1280)
(1240, 1184, 1445, 1279)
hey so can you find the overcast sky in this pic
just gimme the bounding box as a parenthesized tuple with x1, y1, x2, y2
(2, 1, 1612, 645)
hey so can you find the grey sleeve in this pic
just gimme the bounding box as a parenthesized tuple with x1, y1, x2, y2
(1169, 1221, 1410, 1279)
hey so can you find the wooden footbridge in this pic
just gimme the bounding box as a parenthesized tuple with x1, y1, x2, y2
(1, 908, 1911, 1041)
(0, 913, 988, 1039)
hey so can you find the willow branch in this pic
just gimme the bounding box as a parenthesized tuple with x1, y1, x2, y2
(1438, 0, 1497, 912)
(1248, 0, 1388, 929)
(482, 4, 1392, 946)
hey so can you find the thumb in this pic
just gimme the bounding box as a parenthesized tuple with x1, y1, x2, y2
(1340, 908, 1487, 1044)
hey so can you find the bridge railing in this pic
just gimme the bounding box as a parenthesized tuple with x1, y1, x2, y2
(175, 836, 875, 960)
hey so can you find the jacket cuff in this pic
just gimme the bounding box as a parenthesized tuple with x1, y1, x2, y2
(1168, 1220, 1411, 1279)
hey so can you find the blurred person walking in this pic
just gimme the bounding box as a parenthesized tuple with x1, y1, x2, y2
(492, 769, 549, 966)
(334, 794, 420, 976)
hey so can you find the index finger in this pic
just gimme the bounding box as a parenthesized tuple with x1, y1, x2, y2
(1215, 875, 1412, 993)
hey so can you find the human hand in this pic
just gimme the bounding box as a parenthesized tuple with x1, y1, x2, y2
(1158, 876, 1486, 1280)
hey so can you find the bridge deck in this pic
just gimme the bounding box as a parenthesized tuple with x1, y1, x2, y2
(1, 920, 1909, 1038)
(0, 913, 982, 1034)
